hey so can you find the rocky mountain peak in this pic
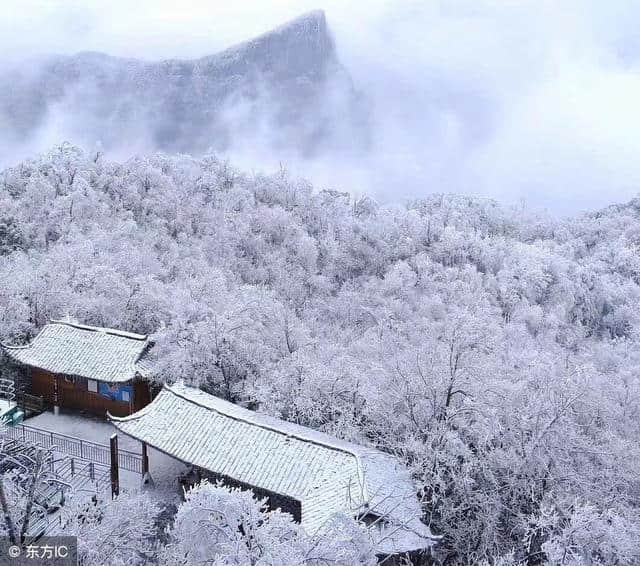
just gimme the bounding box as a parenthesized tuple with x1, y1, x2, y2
(0, 11, 366, 158)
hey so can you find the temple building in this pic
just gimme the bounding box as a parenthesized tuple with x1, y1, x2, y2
(110, 381, 439, 558)
(1, 320, 154, 417)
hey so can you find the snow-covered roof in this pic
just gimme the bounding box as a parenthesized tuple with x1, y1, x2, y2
(110, 382, 437, 553)
(1, 321, 152, 383)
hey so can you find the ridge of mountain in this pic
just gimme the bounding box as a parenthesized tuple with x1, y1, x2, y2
(0, 10, 367, 156)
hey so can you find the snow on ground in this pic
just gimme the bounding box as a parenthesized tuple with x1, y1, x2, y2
(120, 447, 189, 501)
(25, 409, 188, 503)
(27, 410, 138, 450)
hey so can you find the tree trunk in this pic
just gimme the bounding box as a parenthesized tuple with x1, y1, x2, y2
(20, 450, 44, 544)
(0, 478, 17, 544)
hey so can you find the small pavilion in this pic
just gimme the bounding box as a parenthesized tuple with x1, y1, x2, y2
(2, 320, 154, 417)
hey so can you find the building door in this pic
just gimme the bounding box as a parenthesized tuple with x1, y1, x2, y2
(31, 369, 55, 404)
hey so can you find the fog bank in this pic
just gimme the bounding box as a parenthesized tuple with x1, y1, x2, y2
(3, 1, 640, 213)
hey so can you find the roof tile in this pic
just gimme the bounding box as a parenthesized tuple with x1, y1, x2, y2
(2, 321, 152, 383)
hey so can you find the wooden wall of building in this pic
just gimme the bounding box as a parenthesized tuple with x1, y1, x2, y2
(29, 368, 147, 417)
(133, 380, 151, 411)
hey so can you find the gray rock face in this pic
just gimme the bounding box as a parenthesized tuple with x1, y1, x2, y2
(1, 11, 367, 156)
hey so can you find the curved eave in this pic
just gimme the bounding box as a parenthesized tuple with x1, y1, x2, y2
(0, 342, 30, 350)
(1, 350, 137, 383)
(1, 343, 35, 365)
(107, 405, 151, 424)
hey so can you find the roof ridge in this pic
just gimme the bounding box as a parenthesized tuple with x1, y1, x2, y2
(50, 319, 148, 340)
(164, 382, 369, 485)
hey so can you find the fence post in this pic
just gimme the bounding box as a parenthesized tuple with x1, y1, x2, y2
(80, 440, 84, 460)
(89, 462, 94, 481)
(70, 459, 75, 477)
(110, 434, 119, 499)
(53, 375, 59, 415)
(142, 442, 149, 477)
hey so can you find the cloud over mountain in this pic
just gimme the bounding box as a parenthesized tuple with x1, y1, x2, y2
(0, 11, 366, 162)
(2, 2, 640, 212)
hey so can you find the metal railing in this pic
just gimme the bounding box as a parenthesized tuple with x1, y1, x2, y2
(3, 424, 143, 474)
(0, 378, 15, 402)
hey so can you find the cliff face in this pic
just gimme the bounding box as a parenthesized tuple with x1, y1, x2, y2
(205, 10, 338, 81)
(1, 11, 367, 156)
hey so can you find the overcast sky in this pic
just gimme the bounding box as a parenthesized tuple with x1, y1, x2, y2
(3, 1, 640, 214)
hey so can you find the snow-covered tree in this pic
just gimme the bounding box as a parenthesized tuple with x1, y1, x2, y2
(161, 481, 376, 566)
(2, 146, 640, 564)
(61, 492, 161, 566)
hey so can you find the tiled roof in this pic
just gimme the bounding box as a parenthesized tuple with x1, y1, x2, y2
(110, 382, 437, 553)
(1, 321, 152, 383)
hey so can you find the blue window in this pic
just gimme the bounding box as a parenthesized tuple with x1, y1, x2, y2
(98, 382, 133, 403)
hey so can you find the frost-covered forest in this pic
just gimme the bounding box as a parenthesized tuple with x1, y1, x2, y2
(1, 144, 640, 564)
